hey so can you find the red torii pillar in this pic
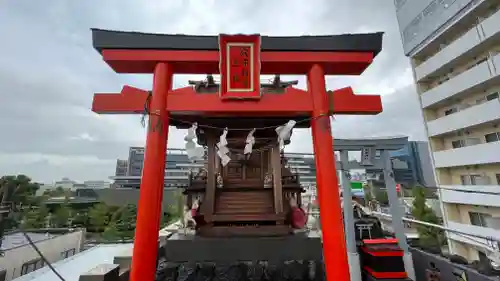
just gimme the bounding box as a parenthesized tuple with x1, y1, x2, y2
(132, 63, 172, 281)
(90, 29, 383, 281)
(308, 64, 348, 275)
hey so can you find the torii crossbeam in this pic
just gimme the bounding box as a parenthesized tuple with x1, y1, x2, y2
(90, 28, 384, 281)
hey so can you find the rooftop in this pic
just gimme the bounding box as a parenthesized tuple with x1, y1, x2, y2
(12, 243, 133, 281)
(44, 196, 100, 205)
(1, 231, 58, 251)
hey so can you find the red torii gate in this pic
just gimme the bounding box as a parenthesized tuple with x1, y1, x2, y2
(91, 28, 383, 281)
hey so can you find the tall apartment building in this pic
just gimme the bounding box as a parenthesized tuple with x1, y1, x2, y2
(115, 159, 128, 177)
(283, 152, 317, 187)
(394, 0, 500, 262)
(127, 147, 146, 177)
(111, 147, 205, 189)
(366, 141, 437, 188)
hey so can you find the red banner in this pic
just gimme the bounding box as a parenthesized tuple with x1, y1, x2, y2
(219, 34, 261, 99)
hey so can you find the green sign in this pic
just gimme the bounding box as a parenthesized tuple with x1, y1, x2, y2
(350, 181, 363, 190)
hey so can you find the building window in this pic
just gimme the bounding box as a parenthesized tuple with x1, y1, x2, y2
(452, 140, 464, 148)
(469, 212, 492, 227)
(0, 270, 6, 281)
(496, 174, 500, 185)
(460, 174, 484, 185)
(61, 248, 76, 258)
(484, 132, 500, 143)
(444, 108, 457, 116)
(465, 137, 481, 146)
(486, 92, 499, 101)
(21, 258, 45, 275)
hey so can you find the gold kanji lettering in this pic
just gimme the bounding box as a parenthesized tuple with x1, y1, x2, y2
(241, 68, 249, 77)
(240, 48, 249, 57)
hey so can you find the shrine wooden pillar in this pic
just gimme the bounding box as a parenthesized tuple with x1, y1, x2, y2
(130, 63, 172, 281)
(271, 144, 283, 214)
(202, 132, 217, 221)
(307, 64, 350, 281)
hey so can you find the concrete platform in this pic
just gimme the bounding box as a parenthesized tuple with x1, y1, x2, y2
(163, 231, 323, 263)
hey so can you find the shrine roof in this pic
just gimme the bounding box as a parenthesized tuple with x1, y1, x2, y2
(91, 28, 383, 56)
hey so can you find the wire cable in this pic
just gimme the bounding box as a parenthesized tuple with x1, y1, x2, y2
(425, 185, 500, 196)
(373, 212, 500, 244)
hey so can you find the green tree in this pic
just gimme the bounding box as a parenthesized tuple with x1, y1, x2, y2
(102, 222, 120, 241)
(52, 199, 72, 228)
(1, 175, 41, 232)
(88, 203, 110, 232)
(22, 208, 44, 229)
(411, 186, 444, 251)
(364, 188, 373, 203)
(111, 204, 136, 239)
(72, 211, 89, 227)
(119, 205, 136, 229)
(37, 204, 49, 227)
(375, 190, 389, 206)
(1, 175, 40, 208)
(169, 191, 183, 222)
(21, 204, 49, 229)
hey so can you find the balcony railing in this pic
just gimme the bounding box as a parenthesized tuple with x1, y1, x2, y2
(440, 185, 500, 207)
(421, 53, 500, 108)
(448, 221, 500, 252)
(427, 98, 500, 137)
(433, 141, 500, 168)
(416, 7, 500, 81)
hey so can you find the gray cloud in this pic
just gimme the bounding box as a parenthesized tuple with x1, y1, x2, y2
(0, 0, 422, 183)
(286, 85, 427, 153)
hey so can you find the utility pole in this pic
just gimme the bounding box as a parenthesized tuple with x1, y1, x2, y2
(339, 150, 362, 281)
(0, 185, 10, 256)
(382, 150, 416, 281)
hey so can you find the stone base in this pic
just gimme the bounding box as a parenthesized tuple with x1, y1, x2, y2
(156, 231, 325, 281)
(163, 231, 323, 263)
(156, 261, 326, 281)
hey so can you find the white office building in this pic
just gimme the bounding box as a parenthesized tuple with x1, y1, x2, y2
(83, 181, 110, 189)
(394, 0, 500, 262)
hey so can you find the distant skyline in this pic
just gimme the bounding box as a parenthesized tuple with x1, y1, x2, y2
(0, 0, 425, 183)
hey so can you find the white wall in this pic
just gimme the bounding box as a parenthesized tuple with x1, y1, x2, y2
(0, 229, 85, 281)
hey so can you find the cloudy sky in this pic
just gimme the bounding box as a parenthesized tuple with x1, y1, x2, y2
(0, 0, 426, 183)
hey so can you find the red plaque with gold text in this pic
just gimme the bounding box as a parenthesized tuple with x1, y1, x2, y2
(218, 34, 261, 100)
